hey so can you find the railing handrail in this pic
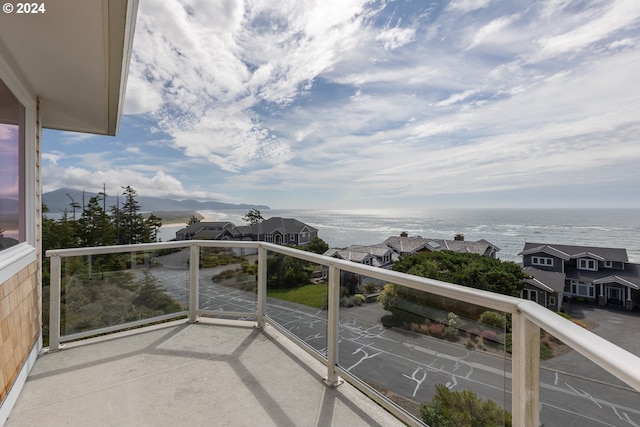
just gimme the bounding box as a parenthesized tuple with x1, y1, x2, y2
(517, 299, 640, 391)
(47, 240, 522, 312)
(46, 239, 640, 426)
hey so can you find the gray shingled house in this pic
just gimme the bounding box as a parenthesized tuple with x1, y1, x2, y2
(519, 242, 640, 311)
(176, 217, 318, 248)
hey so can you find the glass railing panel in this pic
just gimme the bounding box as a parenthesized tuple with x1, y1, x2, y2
(61, 249, 188, 336)
(339, 279, 511, 425)
(199, 245, 257, 317)
(264, 250, 328, 357)
(539, 323, 640, 427)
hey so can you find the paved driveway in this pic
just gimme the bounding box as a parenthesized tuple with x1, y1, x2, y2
(566, 303, 640, 356)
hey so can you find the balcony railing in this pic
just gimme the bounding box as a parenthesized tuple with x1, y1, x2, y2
(47, 240, 640, 426)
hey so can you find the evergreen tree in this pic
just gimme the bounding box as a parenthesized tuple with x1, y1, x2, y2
(115, 186, 146, 244)
(55, 209, 79, 249)
(78, 196, 114, 246)
(186, 214, 200, 225)
(243, 208, 264, 225)
(145, 213, 163, 242)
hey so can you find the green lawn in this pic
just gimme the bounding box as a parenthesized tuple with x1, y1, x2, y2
(268, 284, 327, 308)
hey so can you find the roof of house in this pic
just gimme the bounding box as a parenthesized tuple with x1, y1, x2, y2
(383, 236, 436, 254)
(344, 244, 394, 258)
(564, 263, 640, 289)
(323, 247, 395, 268)
(519, 242, 628, 263)
(176, 222, 235, 236)
(252, 217, 318, 235)
(0, 0, 139, 135)
(522, 266, 566, 293)
(384, 235, 499, 257)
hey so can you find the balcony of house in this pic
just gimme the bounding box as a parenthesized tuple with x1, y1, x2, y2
(6, 241, 640, 426)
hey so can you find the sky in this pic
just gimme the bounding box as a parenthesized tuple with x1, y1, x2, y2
(42, 0, 640, 209)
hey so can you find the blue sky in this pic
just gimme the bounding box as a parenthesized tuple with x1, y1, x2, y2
(42, 0, 640, 209)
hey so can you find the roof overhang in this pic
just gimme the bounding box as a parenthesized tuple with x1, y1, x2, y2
(523, 278, 554, 293)
(593, 276, 640, 290)
(518, 245, 571, 260)
(570, 252, 605, 261)
(0, 0, 138, 135)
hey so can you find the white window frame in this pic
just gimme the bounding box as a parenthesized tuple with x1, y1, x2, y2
(549, 296, 556, 307)
(571, 281, 595, 298)
(578, 258, 597, 271)
(604, 260, 613, 268)
(531, 256, 553, 267)
(0, 51, 37, 285)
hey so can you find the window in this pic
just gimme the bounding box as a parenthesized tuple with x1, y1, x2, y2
(604, 261, 613, 268)
(521, 289, 538, 303)
(0, 78, 25, 253)
(532, 256, 553, 267)
(578, 258, 597, 271)
(571, 281, 594, 298)
(549, 296, 556, 306)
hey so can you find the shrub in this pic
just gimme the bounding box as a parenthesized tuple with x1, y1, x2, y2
(467, 328, 481, 338)
(540, 342, 553, 360)
(445, 312, 465, 338)
(363, 282, 378, 293)
(502, 333, 512, 353)
(479, 311, 506, 329)
(481, 329, 499, 344)
(420, 385, 512, 427)
(381, 314, 402, 328)
(428, 323, 447, 339)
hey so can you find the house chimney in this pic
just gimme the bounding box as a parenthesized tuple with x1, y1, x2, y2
(454, 233, 464, 241)
(400, 231, 408, 237)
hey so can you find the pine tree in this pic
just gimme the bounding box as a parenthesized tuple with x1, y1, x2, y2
(78, 196, 114, 246)
(115, 186, 146, 244)
(145, 213, 163, 242)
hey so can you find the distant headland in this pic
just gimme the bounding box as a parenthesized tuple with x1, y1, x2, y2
(42, 188, 269, 214)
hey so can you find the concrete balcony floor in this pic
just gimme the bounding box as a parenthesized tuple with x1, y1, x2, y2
(6, 319, 404, 427)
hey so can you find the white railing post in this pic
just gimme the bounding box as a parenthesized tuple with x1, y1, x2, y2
(188, 243, 199, 323)
(49, 255, 61, 351)
(256, 245, 267, 328)
(325, 264, 341, 387)
(511, 311, 540, 427)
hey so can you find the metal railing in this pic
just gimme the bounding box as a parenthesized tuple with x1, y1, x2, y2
(47, 240, 640, 427)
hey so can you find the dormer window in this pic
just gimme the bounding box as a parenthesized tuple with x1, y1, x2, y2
(578, 258, 597, 271)
(532, 256, 553, 267)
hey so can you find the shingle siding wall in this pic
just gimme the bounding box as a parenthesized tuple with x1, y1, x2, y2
(0, 261, 41, 404)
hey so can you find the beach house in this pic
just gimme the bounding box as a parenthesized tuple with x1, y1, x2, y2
(519, 242, 640, 311)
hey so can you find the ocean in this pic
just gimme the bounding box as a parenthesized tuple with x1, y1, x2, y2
(157, 208, 640, 263)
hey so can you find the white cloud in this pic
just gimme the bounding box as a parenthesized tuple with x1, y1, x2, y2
(376, 27, 416, 50)
(123, 0, 378, 172)
(447, 0, 493, 14)
(536, 0, 640, 60)
(41, 166, 230, 201)
(466, 14, 520, 50)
